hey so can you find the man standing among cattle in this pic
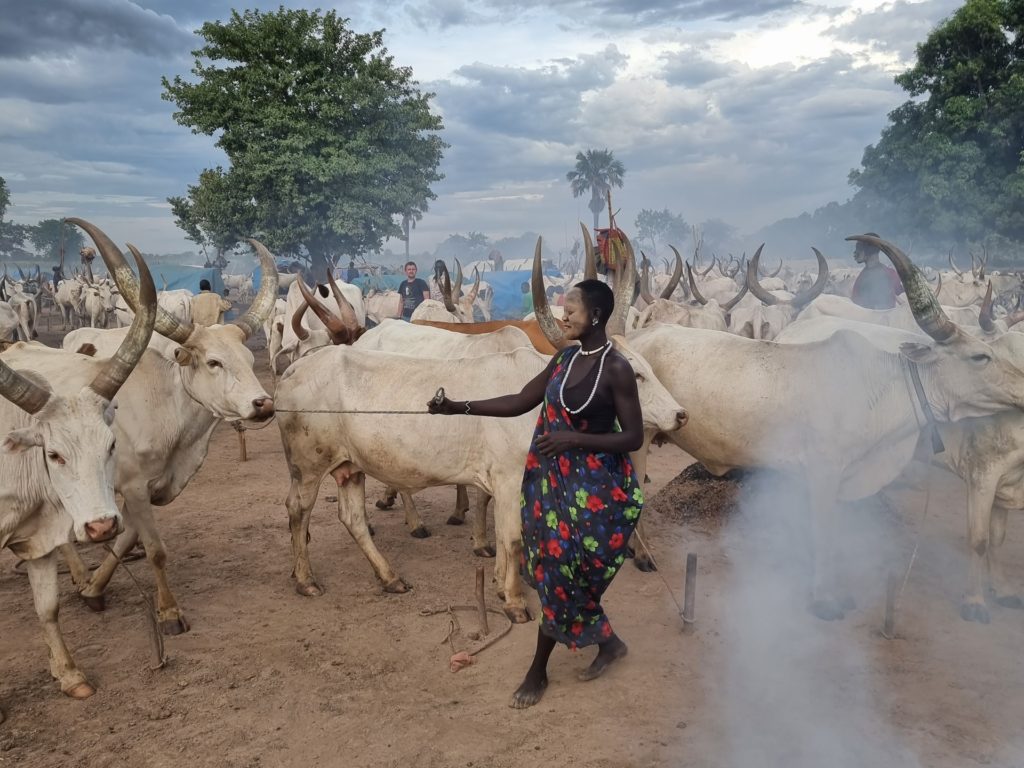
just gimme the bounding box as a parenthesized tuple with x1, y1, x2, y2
(396, 261, 429, 321)
(190, 279, 232, 326)
(850, 232, 904, 309)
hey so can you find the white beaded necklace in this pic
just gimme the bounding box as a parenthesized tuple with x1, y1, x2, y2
(559, 342, 612, 415)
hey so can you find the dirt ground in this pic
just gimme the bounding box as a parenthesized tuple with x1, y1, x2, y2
(2, 323, 1024, 767)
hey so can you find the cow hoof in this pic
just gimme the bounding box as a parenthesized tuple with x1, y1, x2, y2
(410, 526, 430, 539)
(295, 582, 324, 597)
(160, 616, 191, 636)
(473, 545, 496, 558)
(445, 515, 465, 526)
(383, 577, 410, 594)
(375, 499, 395, 510)
(994, 595, 1024, 610)
(64, 682, 96, 700)
(80, 593, 106, 612)
(503, 605, 531, 624)
(633, 555, 656, 573)
(960, 602, 991, 623)
(810, 599, 845, 621)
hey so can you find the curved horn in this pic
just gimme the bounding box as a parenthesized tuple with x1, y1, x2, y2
(978, 254, 987, 281)
(290, 301, 311, 341)
(699, 255, 716, 278)
(607, 233, 636, 337)
(767, 258, 783, 278)
(16, 266, 25, 282)
(439, 262, 457, 313)
(466, 266, 481, 305)
(661, 246, 683, 300)
(532, 237, 569, 349)
(296, 278, 346, 342)
(722, 282, 748, 312)
(581, 223, 597, 280)
(790, 247, 830, 309)
(326, 269, 359, 331)
(978, 281, 995, 333)
(661, 257, 671, 276)
(0, 361, 52, 415)
(66, 218, 194, 344)
(639, 253, 655, 305)
(970, 252, 979, 279)
(231, 239, 279, 340)
(745, 244, 779, 306)
(452, 259, 464, 303)
(847, 234, 956, 342)
(686, 263, 708, 305)
(933, 272, 942, 298)
(88, 246, 158, 402)
(948, 251, 964, 277)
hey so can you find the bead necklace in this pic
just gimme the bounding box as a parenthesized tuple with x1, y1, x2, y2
(577, 342, 608, 356)
(559, 342, 612, 415)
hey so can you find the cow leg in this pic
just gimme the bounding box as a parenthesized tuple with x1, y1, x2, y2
(808, 469, 846, 620)
(986, 504, 1021, 609)
(962, 477, 997, 623)
(493, 481, 529, 623)
(286, 471, 323, 596)
(25, 553, 93, 698)
(400, 491, 429, 539)
(627, 443, 656, 571)
(472, 490, 495, 557)
(58, 543, 91, 590)
(448, 484, 469, 526)
(331, 465, 409, 593)
(76, 530, 138, 612)
(374, 485, 398, 510)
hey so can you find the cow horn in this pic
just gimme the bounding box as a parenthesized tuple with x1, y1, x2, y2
(699, 256, 716, 278)
(978, 252, 987, 281)
(970, 252, 979, 279)
(88, 246, 158, 402)
(607, 234, 636, 337)
(466, 267, 481, 305)
(662, 246, 684, 300)
(290, 300, 311, 341)
(439, 262, 457, 313)
(933, 273, 942, 298)
(686, 263, 708, 305)
(66, 218, 196, 344)
(532, 237, 570, 349)
(0, 359, 52, 415)
(231, 239, 279, 340)
(581, 223, 597, 280)
(790, 248, 830, 309)
(639, 253, 655, 305)
(767, 258, 783, 278)
(722, 282, 748, 312)
(453, 259, 464, 303)
(948, 251, 964, 277)
(978, 281, 996, 333)
(326, 268, 359, 331)
(661, 257, 671, 276)
(848, 234, 956, 342)
(745, 245, 779, 306)
(296, 278, 346, 342)
(16, 266, 25, 281)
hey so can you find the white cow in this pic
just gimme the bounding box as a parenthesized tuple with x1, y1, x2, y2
(628, 235, 1024, 620)
(731, 246, 829, 340)
(56, 221, 279, 635)
(0, 240, 156, 714)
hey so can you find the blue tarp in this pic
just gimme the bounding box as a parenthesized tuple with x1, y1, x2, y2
(93, 264, 225, 296)
(471, 269, 561, 319)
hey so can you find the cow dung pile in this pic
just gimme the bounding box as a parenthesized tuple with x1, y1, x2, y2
(645, 462, 751, 530)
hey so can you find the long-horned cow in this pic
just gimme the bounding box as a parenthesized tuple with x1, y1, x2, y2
(1, 240, 157, 715)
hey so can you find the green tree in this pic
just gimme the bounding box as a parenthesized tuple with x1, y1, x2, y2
(30, 219, 84, 263)
(168, 167, 255, 264)
(566, 149, 625, 231)
(634, 208, 689, 256)
(850, 0, 1024, 246)
(162, 8, 447, 276)
(0, 177, 31, 260)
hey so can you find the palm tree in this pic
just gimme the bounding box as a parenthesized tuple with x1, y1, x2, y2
(566, 149, 626, 231)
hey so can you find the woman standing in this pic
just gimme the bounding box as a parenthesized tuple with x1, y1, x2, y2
(429, 276, 647, 709)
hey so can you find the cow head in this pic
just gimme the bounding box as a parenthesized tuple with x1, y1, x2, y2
(849, 235, 1024, 421)
(1, 237, 158, 542)
(69, 219, 278, 426)
(739, 245, 828, 340)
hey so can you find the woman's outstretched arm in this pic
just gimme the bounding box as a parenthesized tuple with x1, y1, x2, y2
(428, 356, 558, 418)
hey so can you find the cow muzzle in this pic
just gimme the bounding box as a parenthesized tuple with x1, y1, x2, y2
(84, 516, 120, 543)
(250, 396, 275, 421)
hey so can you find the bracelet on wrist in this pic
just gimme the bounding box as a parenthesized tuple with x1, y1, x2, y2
(464, 401, 472, 415)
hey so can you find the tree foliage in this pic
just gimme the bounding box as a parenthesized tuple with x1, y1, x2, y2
(634, 208, 689, 256)
(566, 149, 625, 231)
(30, 219, 84, 263)
(850, 0, 1024, 245)
(162, 8, 447, 274)
(0, 177, 31, 260)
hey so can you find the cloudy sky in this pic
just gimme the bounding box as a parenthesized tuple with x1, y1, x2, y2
(0, 0, 961, 258)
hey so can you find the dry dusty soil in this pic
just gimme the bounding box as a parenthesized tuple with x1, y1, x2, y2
(2, 323, 1024, 767)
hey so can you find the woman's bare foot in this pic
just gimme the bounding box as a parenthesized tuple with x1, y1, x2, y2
(578, 635, 628, 681)
(509, 673, 548, 709)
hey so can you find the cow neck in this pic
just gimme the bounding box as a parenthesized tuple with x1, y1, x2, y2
(904, 359, 945, 455)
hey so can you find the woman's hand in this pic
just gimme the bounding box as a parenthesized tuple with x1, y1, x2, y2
(535, 431, 578, 457)
(427, 395, 463, 415)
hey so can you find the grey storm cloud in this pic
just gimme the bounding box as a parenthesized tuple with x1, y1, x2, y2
(0, 0, 194, 59)
(828, 0, 964, 60)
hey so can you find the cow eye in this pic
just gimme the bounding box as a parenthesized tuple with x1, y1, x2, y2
(207, 359, 223, 369)
(46, 451, 66, 466)
(970, 353, 991, 364)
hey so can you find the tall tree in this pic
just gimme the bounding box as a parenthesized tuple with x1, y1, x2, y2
(30, 219, 84, 263)
(850, 0, 1024, 245)
(162, 8, 447, 276)
(566, 149, 625, 231)
(0, 177, 30, 260)
(634, 208, 689, 256)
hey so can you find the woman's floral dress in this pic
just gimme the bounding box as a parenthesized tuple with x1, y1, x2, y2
(520, 347, 644, 648)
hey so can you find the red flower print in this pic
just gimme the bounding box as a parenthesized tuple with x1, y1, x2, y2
(549, 472, 558, 488)
(609, 532, 624, 550)
(525, 452, 539, 469)
(600, 622, 613, 638)
(571, 622, 583, 636)
(546, 539, 563, 558)
(593, 559, 603, 568)
(534, 564, 544, 583)
(533, 500, 541, 519)
(586, 454, 602, 471)
(555, 586, 568, 601)
(546, 404, 557, 423)
(610, 486, 628, 502)
(558, 521, 570, 540)
(543, 606, 556, 621)
(558, 456, 570, 477)
(586, 495, 604, 512)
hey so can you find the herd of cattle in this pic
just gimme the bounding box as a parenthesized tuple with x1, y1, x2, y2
(3, 218, 1024, 725)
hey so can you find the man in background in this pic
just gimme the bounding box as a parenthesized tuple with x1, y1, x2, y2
(851, 233, 903, 310)
(191, 278, 233, 326)
(397, 261, 429, 321)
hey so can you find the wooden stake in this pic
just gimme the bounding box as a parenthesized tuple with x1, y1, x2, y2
(682, 553, 697, 633)
(475, 565, 489, 636)
(233, 423, 247, 462)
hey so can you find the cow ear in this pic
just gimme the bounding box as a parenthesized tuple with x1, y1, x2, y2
(76, 343, 97, 357)
(103, 401, 117, 425)
(899, 341, 937, 364)
(173, 347, 193, 366)
(3, 428, 44, 454)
